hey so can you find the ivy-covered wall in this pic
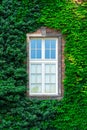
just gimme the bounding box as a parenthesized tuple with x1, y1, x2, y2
(0, 0, 87, 129)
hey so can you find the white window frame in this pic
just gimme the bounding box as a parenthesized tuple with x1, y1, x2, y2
(29, 38, 59, 96)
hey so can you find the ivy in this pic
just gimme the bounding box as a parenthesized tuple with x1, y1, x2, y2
(0, 0, 87, 129)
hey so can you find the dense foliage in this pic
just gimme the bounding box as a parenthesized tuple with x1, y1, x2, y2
(0, 0, 87, 129)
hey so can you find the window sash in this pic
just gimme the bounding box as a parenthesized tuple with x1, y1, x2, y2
(29, 38, 58, 95)
(29, 63, 58, 95)
(30, 38, 58, 60)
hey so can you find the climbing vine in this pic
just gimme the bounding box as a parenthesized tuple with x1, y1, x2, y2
(0, 0, 87, 129)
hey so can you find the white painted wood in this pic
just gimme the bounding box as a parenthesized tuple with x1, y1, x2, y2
(29, 38, 58, 96)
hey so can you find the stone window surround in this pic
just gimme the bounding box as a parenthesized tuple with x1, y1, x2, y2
(26, 27, 65, 99)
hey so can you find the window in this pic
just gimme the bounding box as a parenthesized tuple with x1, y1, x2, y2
(27, 27, 63, 98)
(29, 38, 58, 95)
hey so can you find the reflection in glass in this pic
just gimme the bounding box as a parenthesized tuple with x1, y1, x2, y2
(31, 40, 36, 49)
(45, 84, 56, 93)
(37, 40, 41, 49)
(45, 50, 50, 59)
(51, 40, 56, 49)
(37, 50, 41, 58)
(45, 64, 50, 73)
(31, 64, 36, 73)
(30, 39, 42, 59)
(45, 64, 56, 73)
(36, 64, 41, 73)
(31, 74, 36, 83)
(31, 84, 41, 93)
(45, 39, 56, 59)
(51, 50, 55, 59)
(31, 74, 41, 83)
(45, 40, 50, 49)
(45, 74, 50, 83)
(37, 75, 42, 83)
(31, 50, 36, 58)
(31, 64, 42, 73)
(50, 74, 56, 83)
(51, 64, 56, 73)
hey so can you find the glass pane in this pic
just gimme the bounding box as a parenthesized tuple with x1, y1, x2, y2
(31, 64, 41, 73)
(45, 50, 50, 59)
(45, 40, 50, 49)
(51, 40, 56, 49)
(31, 50, 36, 58)
(45, 64, 50, 73)
(45, 84, 56, 93)
(45, 84, 50, 93)
(37, 40, 41, 49)
(45, 74, 50, 83)
(37, 75, 42, 83)
(31, 40, 36, 49)
(37, 50, 41, 58)
(50, 64, 56, 73)
(31, 64, 36, 73)
(30, 84, 41, 93)
(31, 74, 36, 83)
(45, 64, 56, 73)
(50, 74, 56, 83)
(51, 50, 55, 59)
(36, 64, 42, 73)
